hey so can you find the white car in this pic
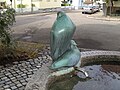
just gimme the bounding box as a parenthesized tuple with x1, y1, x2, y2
(82, 5, 99, 14)
(93, 5, 100, 12)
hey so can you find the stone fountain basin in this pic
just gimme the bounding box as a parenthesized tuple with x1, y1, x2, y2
(25, 50, 120, 90)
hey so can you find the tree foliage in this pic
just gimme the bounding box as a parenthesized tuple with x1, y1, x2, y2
(105, 0, 114, 6)
(0, 8, 15, 47)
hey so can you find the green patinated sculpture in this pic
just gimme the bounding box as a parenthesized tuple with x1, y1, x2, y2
(50, 11, 81, 70)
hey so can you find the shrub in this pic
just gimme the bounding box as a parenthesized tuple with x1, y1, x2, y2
(32, 4, 35, 7)
(61, 3, 71, 6)
(17, 4, 26, 8)
(0, 8, 16, 64)
(0, 8, 15, 47)
(0, 8, 45, 65)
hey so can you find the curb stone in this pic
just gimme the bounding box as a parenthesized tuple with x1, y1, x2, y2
(87, 15, 120, 21)
(25, 49, 120, 90)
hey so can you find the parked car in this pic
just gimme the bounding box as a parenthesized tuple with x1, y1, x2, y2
(82, 6, 94, 14)
(93, 5, 100, 12)
(82, 5, 99, 14)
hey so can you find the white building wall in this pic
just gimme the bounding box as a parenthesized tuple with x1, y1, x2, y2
(6, 0, 11, 7)
(72, 0, 80, 9)
(6, 0, 61, 13)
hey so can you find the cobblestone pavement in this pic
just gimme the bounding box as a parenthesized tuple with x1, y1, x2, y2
(0, 46, 120, 90)
(0, 46, 51, 90)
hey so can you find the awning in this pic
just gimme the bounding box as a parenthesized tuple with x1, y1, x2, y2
(0, 0, 5, 2)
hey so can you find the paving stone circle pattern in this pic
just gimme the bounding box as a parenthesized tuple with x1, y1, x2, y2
(0, 46, 120, 90)
(0, 47, 51, 90)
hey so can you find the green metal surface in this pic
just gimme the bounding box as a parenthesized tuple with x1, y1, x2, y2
(50, 11, 81, 70)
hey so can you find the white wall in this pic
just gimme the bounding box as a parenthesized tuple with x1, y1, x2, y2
(6, 0, 11, 7)
(72, 0, 80, 9)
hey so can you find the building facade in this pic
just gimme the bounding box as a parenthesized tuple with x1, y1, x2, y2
(32, 0, 61, 9)
(107, 0, 120, 15)
(4, 0, 61, 12)
(72, 0, 82, 9)
(71, 0, 98, 9)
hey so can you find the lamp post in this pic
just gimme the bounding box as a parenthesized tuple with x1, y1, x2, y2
(31, 0, 33, 12)
(13, 0, 16, 8)
(21, 0, 23, 13)
(81, 0, 83, 8)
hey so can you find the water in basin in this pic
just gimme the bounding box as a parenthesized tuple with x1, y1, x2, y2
(49, 64, 120, 90)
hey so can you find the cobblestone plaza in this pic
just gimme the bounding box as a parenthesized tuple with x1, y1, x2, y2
(0, 47, 51, 90)
(1, 46, 120, 90)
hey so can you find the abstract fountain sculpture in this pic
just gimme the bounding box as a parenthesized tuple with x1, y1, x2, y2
(50, 11, 88, 76)
(25, 11, 120, 90)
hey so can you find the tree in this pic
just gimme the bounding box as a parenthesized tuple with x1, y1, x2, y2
(105, 0, 109, 6)
(111, 0, 113, 7)
(105, 0, 114, 16)
(0, 8, 15, 47)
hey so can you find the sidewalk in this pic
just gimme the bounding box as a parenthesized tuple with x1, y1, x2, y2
(15, 7, 75, 16)
(87, 11, 120, 21)
(15, 8, 83, 16)
(15, 11, 55, 16)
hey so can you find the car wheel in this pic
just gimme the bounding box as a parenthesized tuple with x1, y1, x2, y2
(82, 12, 85, 14)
